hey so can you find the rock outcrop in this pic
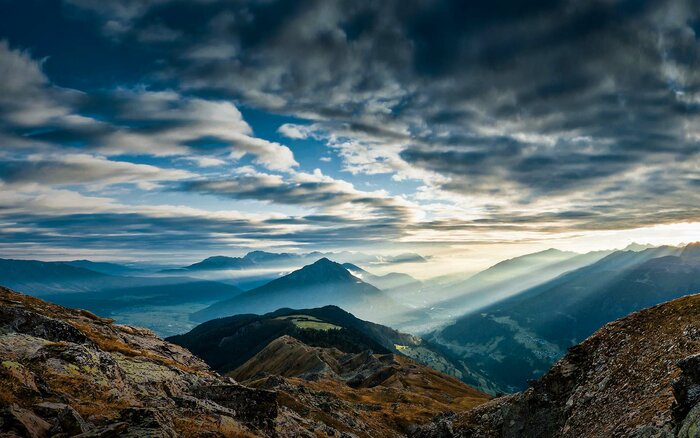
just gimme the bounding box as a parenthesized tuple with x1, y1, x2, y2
(412, 293, 700, 437)
(0, 286, 274, 437)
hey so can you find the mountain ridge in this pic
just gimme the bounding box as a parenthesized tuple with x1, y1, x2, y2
(191, 258, 403, 323)
(413, 292, 700, 437)
(432, 243, 697, 393)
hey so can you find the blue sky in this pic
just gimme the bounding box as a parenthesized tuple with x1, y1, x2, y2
(1, 0, 699, 273)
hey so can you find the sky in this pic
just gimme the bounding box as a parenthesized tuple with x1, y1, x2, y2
(1, 0, 699, 274)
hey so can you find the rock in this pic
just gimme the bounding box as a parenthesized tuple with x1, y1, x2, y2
(0, 404, 51, 438)
(0, 306, 93, 346)
(34, 401, 91, 435)
(191, 383, 278, 432)
(117, 408, 177, 437)
(678, 403, 700, 438)
(412, 293, 700, 437)
(72, 422, 129, 437)
(673, 353, 700, 423)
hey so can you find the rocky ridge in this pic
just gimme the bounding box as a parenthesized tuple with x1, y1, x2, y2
(412, 293, 700, 437)
(236, 336, 489, 437)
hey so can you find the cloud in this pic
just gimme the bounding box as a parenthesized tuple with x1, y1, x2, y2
(82, 89, 299, 171)
(104, 0, 699, 232)
(278, 123, 312, 139)
(3, 0, 700, 258)
(0, 154, 194, 189)
(63, 0, 175, 37)
(0, 42, 297, 172)
(0, 181, 418, 258)
(180, 167, 419, 223)
(0, 40, 75, 128)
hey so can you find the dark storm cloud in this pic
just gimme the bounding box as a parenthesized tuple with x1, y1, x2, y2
(66, 0, 700, 217)
(3, 0, 700, 247)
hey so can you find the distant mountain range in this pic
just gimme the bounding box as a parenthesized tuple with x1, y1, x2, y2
(394, 248, 612, 334)
(168, 250, 428, 273)
(63, 259, 146, 276)
(431, 243, 699, 392)
(341, 262, 423, 302)
(0, 258, 243, 336)
(191, 258, 406, 324)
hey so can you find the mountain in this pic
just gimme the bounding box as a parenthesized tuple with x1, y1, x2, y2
(175, 250, 430, 273)
(0, 258, 109, 294)
(395, 248, 611, 334)
(191, 258, 403, 323)
(0, 258, 243, 336)
(431, 244, 693, 393)
(342, 262, 421, 290)
(233, 335, 489, 435)
(170, 305, 393, 373)
(413, 292, 700, 437)
(64, 259, 144, 276)
(433, 248, 609, 306)
(0, 286, 489, 437)
(623, 242, 658, 251)
(170, 304, 469, 382)
(181, 251, 299, 271)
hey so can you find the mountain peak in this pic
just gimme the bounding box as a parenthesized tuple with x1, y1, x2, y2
(290, 258, 353, 281)
(311, 257, 335, 266)
(623, 242, 656, 252)
(681, 242, 700, 259)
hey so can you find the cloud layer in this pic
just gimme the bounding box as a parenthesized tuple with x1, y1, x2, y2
(1, 0, 699, 261)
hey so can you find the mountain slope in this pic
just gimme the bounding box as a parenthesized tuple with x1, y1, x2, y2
(432, 245, 692, 392)
(170, 305, 392, 373)
(233, 335, 489, 435)
(342, 262, 422, 291)
(0, 258, 244, 336)
(394, 248, 611, 335)
(170, 304, 462, 379)
(0, 286, 488, 437)
(64, 259, 144, 276)
(0, 258, 109, 294)
(413, 292, 700, 437)
(431, 248, 609, 314)
(191, 258, 401, 323)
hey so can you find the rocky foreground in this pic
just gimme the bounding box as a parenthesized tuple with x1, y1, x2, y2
(0, 286, 487, 437)
(412, 293, 700, 437)
(4, 283, 700, 437)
